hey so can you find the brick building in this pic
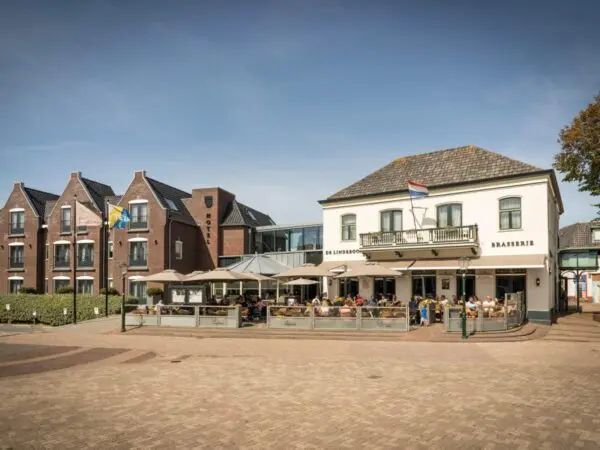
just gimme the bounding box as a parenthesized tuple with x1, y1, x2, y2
(0, 171, 273, 300)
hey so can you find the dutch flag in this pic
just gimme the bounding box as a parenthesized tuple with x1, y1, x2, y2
(407, 181, 429, 198)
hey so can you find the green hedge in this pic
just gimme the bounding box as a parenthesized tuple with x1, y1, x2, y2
(0, 294, 137, 326)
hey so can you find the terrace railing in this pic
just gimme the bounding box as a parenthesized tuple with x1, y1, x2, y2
(267, 305, 409, 331)
(124, 304, 241, 328)
(360, 225, 478, 249)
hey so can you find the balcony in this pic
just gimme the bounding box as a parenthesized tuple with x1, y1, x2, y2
(129, 257, 148, 268)
(60, 220, 71, 234)
(77, 256, 94, 269)
(360, 225, 478, 251)
(129, 216, 148, 230)
(9, 259, 24, 270)
(9, 225, 24, 236)
(54, 258, 71, 269)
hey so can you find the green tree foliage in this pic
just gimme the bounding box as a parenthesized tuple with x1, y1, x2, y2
(554, 93, 600, 208)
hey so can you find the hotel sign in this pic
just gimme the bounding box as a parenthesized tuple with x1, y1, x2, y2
(491, 240, 534, 248)
(324, 249, 362, 256)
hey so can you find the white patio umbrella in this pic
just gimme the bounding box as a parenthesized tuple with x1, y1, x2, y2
(182, 270, 205, 282)
(273, 263, 332, 278)
(186, 268, 257, 282)
(140, 269, 185, 282)
(283, 278, 319, 286)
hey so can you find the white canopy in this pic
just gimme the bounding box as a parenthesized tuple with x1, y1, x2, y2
(186, 268, 257, 282)
(140, 269, 185, 282)
(283, 278, 319, 286)
(335, 263, 402, 278)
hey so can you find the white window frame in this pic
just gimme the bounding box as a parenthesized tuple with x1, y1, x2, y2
(380, 210, 403, 232)
(341, 214, 357, 241)
(499, 196, 522, 231)
(108, 241, 114, 259)
(128, 237, 148, 267)
(9, 209, 25, 235)
(8, 243, 24, 269)
(60, 205, 72, 233)
(76, 276, 94, 295)
(8, 277, 24, 293)
(53, 241, 71, 268)
(129, 200, 149, 229)
(175, 240, 183, 260)
(592, 229, 600, 243)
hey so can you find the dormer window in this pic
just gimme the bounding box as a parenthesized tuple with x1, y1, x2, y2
(592, 228, 600, 243)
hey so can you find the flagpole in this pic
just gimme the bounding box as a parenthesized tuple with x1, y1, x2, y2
(72, 195, 78, 324)
(104, 201, 109, 317)
(409, 193, 419, 230)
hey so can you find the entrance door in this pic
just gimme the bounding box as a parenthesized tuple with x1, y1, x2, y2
(495, 275, 526, 300)
(374, 277, 396, 299)
(456, 276, 475, 299)
(412, 276, 436, 298)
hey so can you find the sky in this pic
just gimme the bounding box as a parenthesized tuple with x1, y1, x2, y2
(1, 0, 599, 226)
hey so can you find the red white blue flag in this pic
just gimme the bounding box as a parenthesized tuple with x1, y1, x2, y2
(407, 181, 428, 198)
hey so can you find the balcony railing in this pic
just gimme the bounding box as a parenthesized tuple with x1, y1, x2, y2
(129, 257, 148, 268)
(77, 257, 94, 268)
(130, 216, 148, 230)
(9, 225, 24, 235)
(360, 225, 478, 249)
(54, 258, 71, 269)
(60, 220, 71, 233)
(9, 259, 24, 269)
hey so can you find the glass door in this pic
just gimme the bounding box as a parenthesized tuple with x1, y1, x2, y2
(456, 276, 476, 299)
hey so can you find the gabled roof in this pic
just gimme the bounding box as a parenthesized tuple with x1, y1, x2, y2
(221, 200, 274, 227)
(81, 177, 115, 213)
(322, 145, 548, 202)
(22, 187, 59, 218)
(145, 176, 196, 225)
(559, 221, 600, 250)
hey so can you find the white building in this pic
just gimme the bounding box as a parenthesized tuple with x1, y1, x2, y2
(319, 145, 563, 324)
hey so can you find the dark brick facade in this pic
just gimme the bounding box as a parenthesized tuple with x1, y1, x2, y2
(1, 171, 272, 295)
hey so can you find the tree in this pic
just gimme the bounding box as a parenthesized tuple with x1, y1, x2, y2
(553, 93, 600, 208)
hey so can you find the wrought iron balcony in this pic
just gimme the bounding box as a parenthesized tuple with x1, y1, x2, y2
(9, 259, 24, 269)
(360, 225, 478, 249)
(130, 216, 148, 230)
(9, 225, 24, 235)
(129, 257, 148, 268)
(54, 258, 71, 269)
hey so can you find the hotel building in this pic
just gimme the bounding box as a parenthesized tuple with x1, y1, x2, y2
(319, 145, 563, 324)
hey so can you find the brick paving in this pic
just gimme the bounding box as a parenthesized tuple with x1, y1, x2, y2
(0, 331, 599, 449)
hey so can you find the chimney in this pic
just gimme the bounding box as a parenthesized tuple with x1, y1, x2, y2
(70, 171, 81, 179)
(13, 181, 24, 189)
(134, 170, 147, 179)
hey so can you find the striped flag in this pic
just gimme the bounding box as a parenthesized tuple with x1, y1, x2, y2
(407, 181, 429, 198)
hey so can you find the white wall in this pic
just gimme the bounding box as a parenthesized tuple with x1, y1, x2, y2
(322, 177, 552, 262)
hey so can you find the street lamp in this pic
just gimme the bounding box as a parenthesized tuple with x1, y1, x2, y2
(459, 256, 470, 339)
(120, 263, 128, 333)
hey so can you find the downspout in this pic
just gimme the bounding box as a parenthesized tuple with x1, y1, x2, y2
(168, 210, 173, 270)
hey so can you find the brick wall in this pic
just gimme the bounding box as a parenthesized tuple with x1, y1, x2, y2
(0, 183, 42, 293)
(221, 226, 247, 256)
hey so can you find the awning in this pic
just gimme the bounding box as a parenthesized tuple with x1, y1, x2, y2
(407, 254, 546, 270)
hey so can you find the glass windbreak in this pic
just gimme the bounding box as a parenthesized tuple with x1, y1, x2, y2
(255, 225, 323, 253)
(560, 251, 599, 269)
(303, 226, 322, 250)
(289, 228, 303, 251)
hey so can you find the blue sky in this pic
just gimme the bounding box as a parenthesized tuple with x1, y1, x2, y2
(1, 0, 599, 225)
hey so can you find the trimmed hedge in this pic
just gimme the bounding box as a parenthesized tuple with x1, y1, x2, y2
(0, 294, 137, 326)
(146, 287, 164, 297)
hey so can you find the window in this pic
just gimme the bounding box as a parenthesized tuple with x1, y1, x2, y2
(129, 203, 148, 229)
(9, 211, 25, 235)
(77, 243, 94, 268)
(54, 244, 70, 268)
(9, 279, 23, 293)
(108, 241, 114, 259)
(437, 204, 462, 228)
(341, 214, 356, 241)
(61, 207, 72, 233)
(166, 198, 178, 211)
(129, 281, 147, 302)
(45, 279, 48, 294)
(129, 241, 148, 267)
(54, 279, 70, 291)
(9, 245, 24, 269)
(175, 240, 183, 260)
(592, 229, 600, 243)
(380, 210, 402, 232)
(290, 228, 303, 251)
(499, 197, 521, 230)
(77, 279, 93, 294)
(46, 244, 49, 260)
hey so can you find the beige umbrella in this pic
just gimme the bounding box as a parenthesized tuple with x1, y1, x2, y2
(140, 269, 185, 282)
(245, 273, 273, 281)
(274, 263, 332, 278)
(283, 278, 319, 286)
(186, 268, 257, 282)
(182, 270, 205, 282)
(335, 263, 402, 278)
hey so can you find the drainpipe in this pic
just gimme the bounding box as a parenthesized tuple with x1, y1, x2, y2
(168, 210, 173, 270)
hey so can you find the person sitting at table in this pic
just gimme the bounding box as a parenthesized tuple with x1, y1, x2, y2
(466, 297, 477, 310)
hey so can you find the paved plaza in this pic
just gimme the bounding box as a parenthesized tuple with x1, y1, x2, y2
(1, 325, 600, 449)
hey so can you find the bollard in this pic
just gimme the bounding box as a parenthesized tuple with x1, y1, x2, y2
(32, 310, 37, 326)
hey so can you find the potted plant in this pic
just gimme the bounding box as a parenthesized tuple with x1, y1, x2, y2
(146, 287, 164, 305)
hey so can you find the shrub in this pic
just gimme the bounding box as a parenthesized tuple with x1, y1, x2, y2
(0, 294, 125, 326)
(56, 286, 74, 294)
(19, 287, 38, 294)
(99, 287, 120, 296)
(146, 287, 164, 297)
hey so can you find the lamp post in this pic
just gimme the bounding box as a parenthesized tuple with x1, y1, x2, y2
(459, 256, 470, 339)
(120, 263, 127, 333)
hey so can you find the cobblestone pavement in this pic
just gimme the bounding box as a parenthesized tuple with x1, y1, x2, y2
(0, 331, 599, 449)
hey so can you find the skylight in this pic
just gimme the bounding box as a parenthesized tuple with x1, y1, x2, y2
(247, 210, 256, 221)
(166, 199, 178, 211)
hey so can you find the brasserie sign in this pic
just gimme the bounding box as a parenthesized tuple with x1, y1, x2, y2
(491, 240, 534, 248)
